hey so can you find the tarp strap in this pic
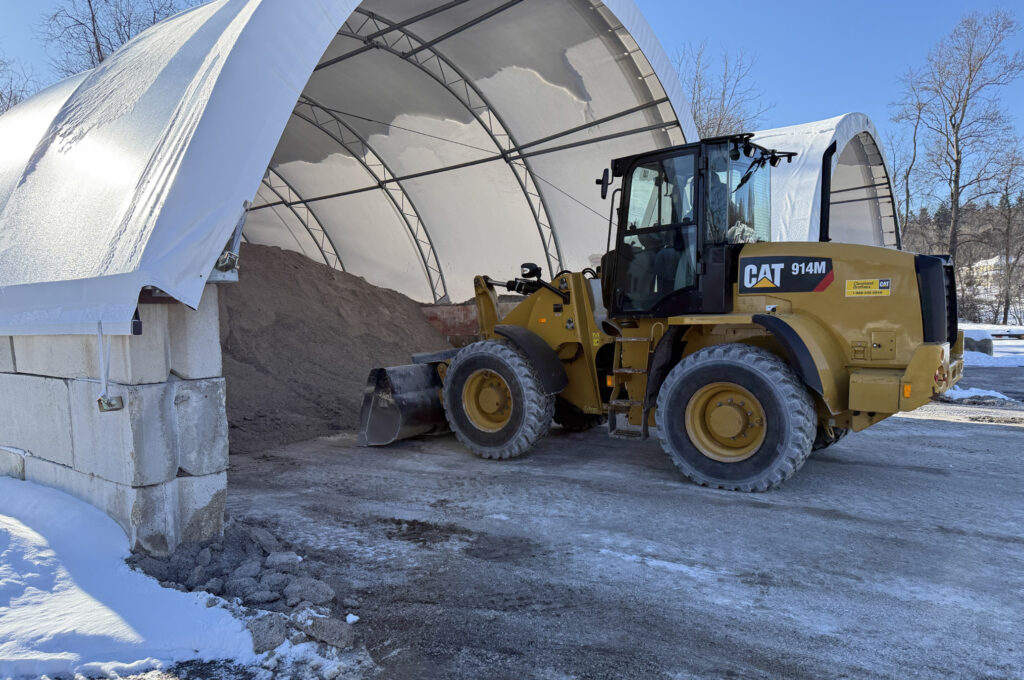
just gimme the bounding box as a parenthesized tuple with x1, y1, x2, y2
(97, 322, 112, 401)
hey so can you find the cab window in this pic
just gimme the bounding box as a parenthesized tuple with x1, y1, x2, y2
(616, 152, 698, 312)
(705, 144, 772, 245)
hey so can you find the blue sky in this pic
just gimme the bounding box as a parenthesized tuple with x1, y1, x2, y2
(3, 0, 1024, 142)
(634, 0, 1024, 141)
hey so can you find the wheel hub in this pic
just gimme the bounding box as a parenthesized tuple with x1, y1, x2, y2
(684, 383, 766, 463)
(462, 369, 513, 432)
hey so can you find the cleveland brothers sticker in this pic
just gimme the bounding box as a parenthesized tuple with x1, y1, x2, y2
(845, 279, 892, 297)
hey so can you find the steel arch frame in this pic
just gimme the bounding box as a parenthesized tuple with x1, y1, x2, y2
(258, 168, 345, 271)
(336, 9, 564, 278)
(293, 96, 450, 303)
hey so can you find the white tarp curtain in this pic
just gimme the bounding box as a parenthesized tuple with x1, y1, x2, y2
(753, 113, 900, 248)
(0, 0, 695, 336)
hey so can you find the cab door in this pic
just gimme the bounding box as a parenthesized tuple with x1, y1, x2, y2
(606, 150, 701, 317)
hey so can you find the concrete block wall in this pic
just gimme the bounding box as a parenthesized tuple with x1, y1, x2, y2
(0, 286, 227, 555)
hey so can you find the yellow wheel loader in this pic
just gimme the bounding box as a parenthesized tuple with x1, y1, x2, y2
(359, 134, 964, 491)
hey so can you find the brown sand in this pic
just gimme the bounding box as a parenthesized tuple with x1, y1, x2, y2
(219, 244, 451, 454)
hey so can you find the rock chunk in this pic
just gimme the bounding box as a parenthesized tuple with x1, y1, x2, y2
(224, 576, 260, 600)
(284, 577, 335, 607)
(186, 566, 207, 590)
(260, 571, 292, 592)
(304, 616, 354, 650)
(248, 613, 287, 653)
(201, 578, 224, 596)
(266, 551, 302, 572)
(232, 559, 263, 580)
(249, 527, 281, 554)
(245, 590, 282, 605)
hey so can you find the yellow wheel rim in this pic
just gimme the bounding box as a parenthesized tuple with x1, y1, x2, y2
(462, 369, 513, 432)
(684, 382, 766, 463)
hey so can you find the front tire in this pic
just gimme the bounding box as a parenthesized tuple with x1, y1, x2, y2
(656, 344, 816, 492)
(443, 341, 554, 460)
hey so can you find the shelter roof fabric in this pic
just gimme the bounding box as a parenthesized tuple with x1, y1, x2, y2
(0, 0, 695, 335)
(754, 113, 899, 248)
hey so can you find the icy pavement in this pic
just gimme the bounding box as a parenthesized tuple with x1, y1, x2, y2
(0, 478, 254, 679)
(226, 393, 1024, 678)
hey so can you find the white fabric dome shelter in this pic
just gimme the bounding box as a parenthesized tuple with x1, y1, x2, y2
(0, 0, 696, 336)
(754, 113, 900, 248)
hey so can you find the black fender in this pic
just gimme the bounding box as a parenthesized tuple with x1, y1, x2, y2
(753, 314, 825, 396)
(494, 325, 569, 395)
(645, 326, 687, 409)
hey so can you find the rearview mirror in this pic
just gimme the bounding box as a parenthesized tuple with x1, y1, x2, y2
(521, 262, 542, 279)
(595, 168, 611, 200)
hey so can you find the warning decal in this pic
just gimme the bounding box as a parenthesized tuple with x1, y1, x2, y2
(845, 279, 892, 297)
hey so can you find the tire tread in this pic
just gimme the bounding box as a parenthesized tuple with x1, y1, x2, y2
(655, 344, 816, 492)
(444, 341, 554, 460)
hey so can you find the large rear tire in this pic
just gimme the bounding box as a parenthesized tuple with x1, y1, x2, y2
(443, 341, 554, 460)
(656, 344, 816, 492)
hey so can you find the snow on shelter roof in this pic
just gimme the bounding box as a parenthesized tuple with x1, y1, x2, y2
(0, 0, 696, 336)
(754, 113, 900, 248)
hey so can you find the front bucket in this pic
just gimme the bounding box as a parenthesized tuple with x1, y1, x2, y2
(358, 363, 449, 446)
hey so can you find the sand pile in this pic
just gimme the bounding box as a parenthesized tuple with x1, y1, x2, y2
(219, 244, 450, 454)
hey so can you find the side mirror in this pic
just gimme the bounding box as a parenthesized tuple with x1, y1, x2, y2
(521, 262, 542, 279)
(595, 168, 612, 200)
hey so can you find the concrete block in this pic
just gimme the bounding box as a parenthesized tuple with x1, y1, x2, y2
(177, 472, 227, 545)
(24, 455, 227, 556)
(0, 337, 14, 373)
(11, 305, 171, 385)
(68, 378, 228, 487)
(24, 455, 140, 545)
(174, 378, 229, 477)
(69, 380, 179, 487)
(0, 447, 27, 480)
(168, 286, 222, 380)
(0, 374, 74, 467)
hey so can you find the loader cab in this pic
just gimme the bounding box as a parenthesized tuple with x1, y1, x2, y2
(601, 134, 784, 318)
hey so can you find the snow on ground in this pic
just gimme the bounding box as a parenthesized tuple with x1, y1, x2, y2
(944, 386, 1015, 401)
(960, 321, 1024, 336)
(0, 478, 255, 680)
(964, 348, 1024, 367)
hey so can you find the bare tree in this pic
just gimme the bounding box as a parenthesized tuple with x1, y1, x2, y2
(674, 42, 773, 139)
(991, 150, 1024, 323)
(40, 0, 201, 77)
(903, 10, 1024, 262)
(0, 54, 32, 114)
(889, 68, 930, 246)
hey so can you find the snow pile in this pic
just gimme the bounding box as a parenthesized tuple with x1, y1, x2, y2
(963, 350, 1024, 368)
(944, 386, 1015, 402)
(963, 329, 993, 342)
(0, 478, 255, 679)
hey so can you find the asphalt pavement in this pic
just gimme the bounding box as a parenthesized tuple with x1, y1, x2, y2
(227, 377, 1024, 679)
